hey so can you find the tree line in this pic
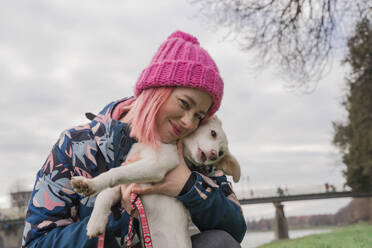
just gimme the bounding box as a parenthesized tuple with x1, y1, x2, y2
(246, 197, 372, 231)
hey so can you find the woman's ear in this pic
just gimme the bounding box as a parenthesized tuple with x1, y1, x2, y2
(216, 151, 241, 183)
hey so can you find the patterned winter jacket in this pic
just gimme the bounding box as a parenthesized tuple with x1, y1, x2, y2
(22, 98, 247, 247)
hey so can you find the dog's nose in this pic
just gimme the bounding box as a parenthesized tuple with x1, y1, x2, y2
(209, 150, 217, 161)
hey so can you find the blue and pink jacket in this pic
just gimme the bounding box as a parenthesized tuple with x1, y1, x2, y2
(22, 98, 247, 247)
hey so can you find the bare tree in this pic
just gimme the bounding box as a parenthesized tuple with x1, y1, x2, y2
(189, 0, 372, 91)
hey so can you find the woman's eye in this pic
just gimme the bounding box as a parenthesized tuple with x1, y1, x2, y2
(179, 99, 189, 109)
(195, 113, 203, 121)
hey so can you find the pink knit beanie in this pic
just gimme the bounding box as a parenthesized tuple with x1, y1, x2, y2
(134, 30, 224, 117)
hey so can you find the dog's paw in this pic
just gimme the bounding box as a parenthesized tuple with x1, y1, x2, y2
(71, 176, 97, 196)
(86, 216, 107, 238)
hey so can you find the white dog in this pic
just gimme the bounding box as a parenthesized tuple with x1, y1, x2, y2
(71, 116, 240, 248)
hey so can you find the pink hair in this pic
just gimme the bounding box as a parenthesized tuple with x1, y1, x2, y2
(122, 87, 173, 148)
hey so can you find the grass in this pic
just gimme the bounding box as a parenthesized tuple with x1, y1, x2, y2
(258, 223, 372, 248)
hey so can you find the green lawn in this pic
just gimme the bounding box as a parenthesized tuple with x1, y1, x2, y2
(259, 223, 372, 248)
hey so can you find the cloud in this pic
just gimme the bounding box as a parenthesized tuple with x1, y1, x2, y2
(0, 0, 351, 220)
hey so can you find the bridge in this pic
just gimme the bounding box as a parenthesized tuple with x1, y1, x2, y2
(239, 191, 372, 204)
(234, 184, 372, 241)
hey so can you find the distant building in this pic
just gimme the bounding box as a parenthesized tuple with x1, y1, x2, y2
(10, 191, 31, 210)
(0, 190, 31, 221)
(0, 190, 31, 247)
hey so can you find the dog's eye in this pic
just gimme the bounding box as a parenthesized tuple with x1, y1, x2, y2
(211, 130, 217, 138)
(218, 151, 224, 156)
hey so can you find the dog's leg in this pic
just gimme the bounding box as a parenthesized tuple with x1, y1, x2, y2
(86, 186, 121, 238)
(72, 157, 178, 196)
(71, 143, 178, 196)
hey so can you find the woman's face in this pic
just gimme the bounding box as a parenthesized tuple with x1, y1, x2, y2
(156, 87, 212, 144)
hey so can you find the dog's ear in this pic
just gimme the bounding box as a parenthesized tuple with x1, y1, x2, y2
(216, 152, 241, 183)
(210, 115, 222, 125)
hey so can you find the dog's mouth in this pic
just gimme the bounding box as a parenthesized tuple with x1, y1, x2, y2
(195, 148, 218, 166)
(184, 148, 205, 166)
(184, 145, 221, 166)
(198, 148, 207, 163)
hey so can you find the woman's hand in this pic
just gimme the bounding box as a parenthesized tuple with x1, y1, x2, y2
(120, 152, 143, 213)
(120, 183, 136, 213)
(132, 141, 192, 197)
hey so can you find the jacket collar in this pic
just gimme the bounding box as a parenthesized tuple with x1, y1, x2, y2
(89, 98, 137, 169)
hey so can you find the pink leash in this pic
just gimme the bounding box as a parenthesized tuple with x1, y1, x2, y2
(126, 192, 153, 247)
(97, 192, 153, 248)
(98, 234, 105, 248)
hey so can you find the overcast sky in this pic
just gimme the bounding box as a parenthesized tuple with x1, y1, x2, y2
(0, 0, 352, 219)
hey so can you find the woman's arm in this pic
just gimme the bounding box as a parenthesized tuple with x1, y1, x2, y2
(178, 172, 247, 243)
(23, 129, 131, 247)
(22, 130, 79, 247)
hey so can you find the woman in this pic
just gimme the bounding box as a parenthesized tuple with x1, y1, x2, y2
(22, 31, 246, 248)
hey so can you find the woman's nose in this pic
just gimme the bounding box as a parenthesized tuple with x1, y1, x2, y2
(180, 113, 195, 130)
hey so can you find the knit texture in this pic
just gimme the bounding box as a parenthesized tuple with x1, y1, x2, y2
(135, 30, 224, 117)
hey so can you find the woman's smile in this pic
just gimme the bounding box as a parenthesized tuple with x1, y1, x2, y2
(169, 120, 182, 137)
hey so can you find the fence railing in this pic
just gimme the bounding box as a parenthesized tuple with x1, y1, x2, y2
(234, 183, 351, 199)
